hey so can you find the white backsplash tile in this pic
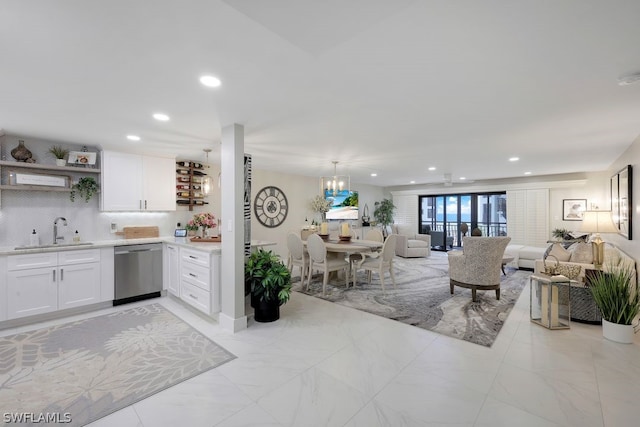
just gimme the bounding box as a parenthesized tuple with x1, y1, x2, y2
(0, 190, 199, 247)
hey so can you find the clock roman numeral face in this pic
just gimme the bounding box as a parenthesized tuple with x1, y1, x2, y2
(254, 186, 288, 228)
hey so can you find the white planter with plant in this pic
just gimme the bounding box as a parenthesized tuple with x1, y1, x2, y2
(588, 266, 639, 344)
(48, 145, 69, 166)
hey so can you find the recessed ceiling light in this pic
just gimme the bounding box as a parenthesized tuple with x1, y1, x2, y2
(509, 157, 519, 162)
(524, 171, 532, 175)
(199, 75, 221, 88)
(410, 180, 415, 184)
(153, 113, 170, 121)
(370, 173, 377, 177)
(460, 177, 466, 180)
(428, 167, 436, 171)
(126, 135, 141, 141)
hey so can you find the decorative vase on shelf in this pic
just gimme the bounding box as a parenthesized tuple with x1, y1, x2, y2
(11, 140, 33, 162)
(55, 159, 66, 167)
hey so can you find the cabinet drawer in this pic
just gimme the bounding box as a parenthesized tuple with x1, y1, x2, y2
(180, 281, 211, 315)
(58, 249, 101, 265)
(180, 262, 210, 291)
(8, 253, 58, 271)
(180, 248, 210, 268)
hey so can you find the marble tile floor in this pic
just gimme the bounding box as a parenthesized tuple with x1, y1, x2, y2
(2, 282, 640, 427)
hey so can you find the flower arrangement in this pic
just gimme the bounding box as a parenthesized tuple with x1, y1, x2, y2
(185, 212, 217, 231)
(311, 195, 332, 214)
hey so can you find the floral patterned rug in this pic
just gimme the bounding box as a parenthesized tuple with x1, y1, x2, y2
(0, 303, 235, 426)
(293, 252, 528, 347)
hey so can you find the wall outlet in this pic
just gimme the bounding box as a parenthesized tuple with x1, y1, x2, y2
(110, 223, 117, 234)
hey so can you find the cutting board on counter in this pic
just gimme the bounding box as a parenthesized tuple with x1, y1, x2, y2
(119, 226, 160, 239)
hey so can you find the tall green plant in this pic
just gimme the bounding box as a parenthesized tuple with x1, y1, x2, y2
(588, 266, 639, 325)
(374, 198, 396, 237)
(245, 248, 292, 304)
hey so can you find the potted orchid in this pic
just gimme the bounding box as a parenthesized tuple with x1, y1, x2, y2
(185, 212, 218, 238)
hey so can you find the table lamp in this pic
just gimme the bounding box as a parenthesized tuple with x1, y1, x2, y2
(579, 210, 618, 269)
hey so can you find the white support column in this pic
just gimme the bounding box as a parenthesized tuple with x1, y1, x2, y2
(219, 124, 247, 332)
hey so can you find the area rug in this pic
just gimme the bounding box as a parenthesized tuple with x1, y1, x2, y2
(0, 303, 235, 426)
(293, 252, 528, 347)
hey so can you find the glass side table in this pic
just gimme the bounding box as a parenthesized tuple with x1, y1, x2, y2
(530, 273, 572, 329)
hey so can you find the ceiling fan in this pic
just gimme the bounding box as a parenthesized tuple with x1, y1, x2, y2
(442, 173, 474, 187)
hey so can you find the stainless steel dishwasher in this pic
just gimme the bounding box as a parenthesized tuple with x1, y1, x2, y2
(114, 243, 163, 305)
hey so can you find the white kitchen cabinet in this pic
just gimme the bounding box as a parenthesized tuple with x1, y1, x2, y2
(7, 267, 58, 319)
(164, 243, 180, 297)
(58, 263, 101, 309)
(5, 249, 102, 320)
(101, 151, 175, 211)
(177, 247, 220, 316)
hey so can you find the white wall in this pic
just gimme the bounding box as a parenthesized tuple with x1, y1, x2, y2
(248, 168, 385, 260)
(604, 134, 640, 261)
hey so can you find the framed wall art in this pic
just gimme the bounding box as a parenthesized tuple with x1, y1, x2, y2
(68, 151, 97, 166)
(611, 165, 633, 239)
(563, 199, 587, 221)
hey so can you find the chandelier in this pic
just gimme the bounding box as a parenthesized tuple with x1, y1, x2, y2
(322, 161, 350, 197)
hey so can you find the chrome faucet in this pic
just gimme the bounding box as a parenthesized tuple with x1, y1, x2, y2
(53, 217, 67, 244)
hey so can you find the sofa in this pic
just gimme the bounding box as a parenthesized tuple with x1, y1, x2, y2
(391, 224, 431, 258)
(534, 242, 636, 284)
(533, 242, 636, 324)
(504, 244, 547, 270)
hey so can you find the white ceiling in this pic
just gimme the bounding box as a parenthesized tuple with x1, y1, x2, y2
(1, 0, 640, 187)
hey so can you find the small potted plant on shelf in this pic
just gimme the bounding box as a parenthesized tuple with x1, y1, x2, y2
(588, 265, 640, 343)
(70, 177, 98, 202)
(48, 145, 69, 166)
(245, 248, 291, 322)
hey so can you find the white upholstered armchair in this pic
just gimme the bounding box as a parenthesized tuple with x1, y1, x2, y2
(391, 224, 431, 258)
(448, 236, 511, 302)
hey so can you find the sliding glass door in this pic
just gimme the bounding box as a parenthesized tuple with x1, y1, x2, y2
(419, 192, 506, 248)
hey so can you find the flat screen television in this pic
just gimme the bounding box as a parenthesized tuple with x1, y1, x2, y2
(325, 190, 358, 220)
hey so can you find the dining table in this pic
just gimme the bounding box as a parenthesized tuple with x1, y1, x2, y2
(304, 238, 384, 285)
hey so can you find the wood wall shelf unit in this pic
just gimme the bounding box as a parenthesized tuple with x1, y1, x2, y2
(0, 160, 101, 207)
(176, 161, 208, 211)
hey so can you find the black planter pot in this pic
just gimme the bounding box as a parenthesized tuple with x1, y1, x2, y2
(253, 298, 280, 322)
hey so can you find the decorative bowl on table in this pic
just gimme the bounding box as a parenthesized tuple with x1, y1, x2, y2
(338, 235, 352, 242)
(318, 233, 330, 241)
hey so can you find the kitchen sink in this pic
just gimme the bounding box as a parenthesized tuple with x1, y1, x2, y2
(14, 242, 94, 250)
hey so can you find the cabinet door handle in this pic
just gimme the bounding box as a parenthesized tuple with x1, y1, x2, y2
(145, 200, 148, 209)
(189, 255, 197, 259)
(189, 273, 197, 278)
(60, 268, 64, 281)
(53, 269, 56, 282)
(189, 293, 198, 300)
(139, 200, 143, 210)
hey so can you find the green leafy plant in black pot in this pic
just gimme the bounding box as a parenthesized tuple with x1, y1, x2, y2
(245, 248, 292, 322)
(70, 177, 99, 202)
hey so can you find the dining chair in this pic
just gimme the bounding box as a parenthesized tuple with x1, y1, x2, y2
(307, 233, 350, 296)
(349, 228, 384, 275)
(287, 232, 309, 287)
(352, 234, 398, 293)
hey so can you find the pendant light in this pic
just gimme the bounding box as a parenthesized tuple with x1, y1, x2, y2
(202, 148, 213, 196)
(321, 161, 350, 196)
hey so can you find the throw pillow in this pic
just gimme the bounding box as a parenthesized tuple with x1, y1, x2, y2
(548, 242, 571, 262)
(569, 242, 593, 264)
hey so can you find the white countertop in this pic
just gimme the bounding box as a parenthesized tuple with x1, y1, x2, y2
(0, 237, 276, 256)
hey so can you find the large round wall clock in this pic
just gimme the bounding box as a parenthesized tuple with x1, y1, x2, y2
(254, 186, 288, 228)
